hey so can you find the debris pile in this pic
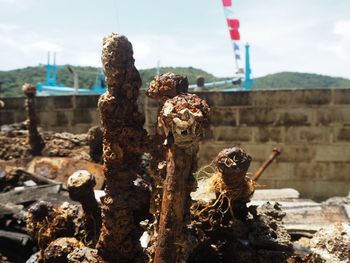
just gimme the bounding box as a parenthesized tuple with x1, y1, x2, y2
(0, 32, 349, 263)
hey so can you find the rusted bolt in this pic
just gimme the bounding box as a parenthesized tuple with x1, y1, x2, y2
(147, 72, 188, 104)
(67, 170, 101, 245)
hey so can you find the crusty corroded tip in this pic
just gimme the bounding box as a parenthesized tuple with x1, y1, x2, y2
(147, 72, 188, 101)
(0, 100, 5, 109)
(160, 93, 210, 147)
(22, 83, 36, 95)
(213, 147, 252, 176)
(101, 33, 134, 86)
(28, 201, 54, 221)
(67, 170, 96, 201)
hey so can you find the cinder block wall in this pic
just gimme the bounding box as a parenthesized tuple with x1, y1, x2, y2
(1, 95, 101, 133)
(1, 89, 350, 200)
(145, 89, 350, 200)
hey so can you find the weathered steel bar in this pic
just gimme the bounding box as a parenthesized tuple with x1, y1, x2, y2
(154, 93, 210, 263)
(96, 33, 148, 262)
(22, 83, 45, 155)
(252, 148, 281, 182)
(67, 170, 101, 246)
(146, 72, 189, 255)
(212, 147, 253, 221)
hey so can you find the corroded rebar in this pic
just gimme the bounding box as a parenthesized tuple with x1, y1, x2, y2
(154, 93, 210, 263)
(67, 170, 101, 246)
(212, 147, 253, 221)
(87, 126, 103, 163)
(146, 72, 189, 255)
(96, 33, 148, 262)
(252, 148, 281, 182)
(22, 83, 45, 155)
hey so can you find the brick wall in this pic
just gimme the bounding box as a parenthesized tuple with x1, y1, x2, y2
(1, 89, 350, 200)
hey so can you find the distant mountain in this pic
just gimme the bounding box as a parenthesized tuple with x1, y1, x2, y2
(254, 72, 350, 90)
(0, 67, 349, 97)
(0, 66, 223, 97)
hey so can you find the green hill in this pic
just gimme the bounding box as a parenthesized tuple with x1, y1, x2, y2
(0, 66, 222, 97)
(254, 72, 350, 90)
(0, 67, 349, 97)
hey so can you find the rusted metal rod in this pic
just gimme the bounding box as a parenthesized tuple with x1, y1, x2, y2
(146, 72, 189, 256)
(67, 170, 101, 246)
(22, 83, 45, 155)
(252, 148, 281, 182)
(96, 33, 148, 262)
(154, 93, 210, 263)
(212, 147, 253, 221)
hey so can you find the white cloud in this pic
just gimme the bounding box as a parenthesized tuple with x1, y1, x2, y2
(0, 0, 30, 8)
(1, 0, 350, 80)
(30, 41, 63, 52)
(318, 20, 350, 66)
(0, 24, 20, 33)
(133, 41, 152, 60)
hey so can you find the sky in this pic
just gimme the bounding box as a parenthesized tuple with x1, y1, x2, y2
(0, 0, 350, 78)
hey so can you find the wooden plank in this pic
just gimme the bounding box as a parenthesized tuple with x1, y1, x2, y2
(0, 184, 61, 204)
(283, 206, 349, 233)
(250, 199, 319, 208)
(251, 188, 300, 200)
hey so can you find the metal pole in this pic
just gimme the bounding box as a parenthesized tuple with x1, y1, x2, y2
(245, 43, 251, 91)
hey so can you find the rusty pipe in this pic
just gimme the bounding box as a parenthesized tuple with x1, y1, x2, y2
(252, 148, 281, 182)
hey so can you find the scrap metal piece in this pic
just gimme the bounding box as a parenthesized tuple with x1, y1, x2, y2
(87, 126, 103, 163)
(26, 201, 81, 251)
(26, 157, 104, 190)
(96, 33, 149, 263)
(22, 83, 45, 156)
(154, 93, 210, 263)
(67, 170, 101, 246)
(146, 72, 189, 257)
(212, 147, 253, 221)
(253, 148, 281, 182)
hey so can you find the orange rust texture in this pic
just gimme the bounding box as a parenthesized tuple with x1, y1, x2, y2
(22, 83, 45, 155)
(212, 147, 253, 221)
(146, 73, 189, 252)
(252, 148, 281, 182)
(154, 93, 210, 263)
(96, 33, 148, 263)
(26, 201, 80, 251)
(67, 171, 101, 246)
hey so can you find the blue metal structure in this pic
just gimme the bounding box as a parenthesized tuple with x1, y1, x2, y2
(37, 52, 106, 96)
(188, 43, 252, 92)
(244, 43, 252, 90)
